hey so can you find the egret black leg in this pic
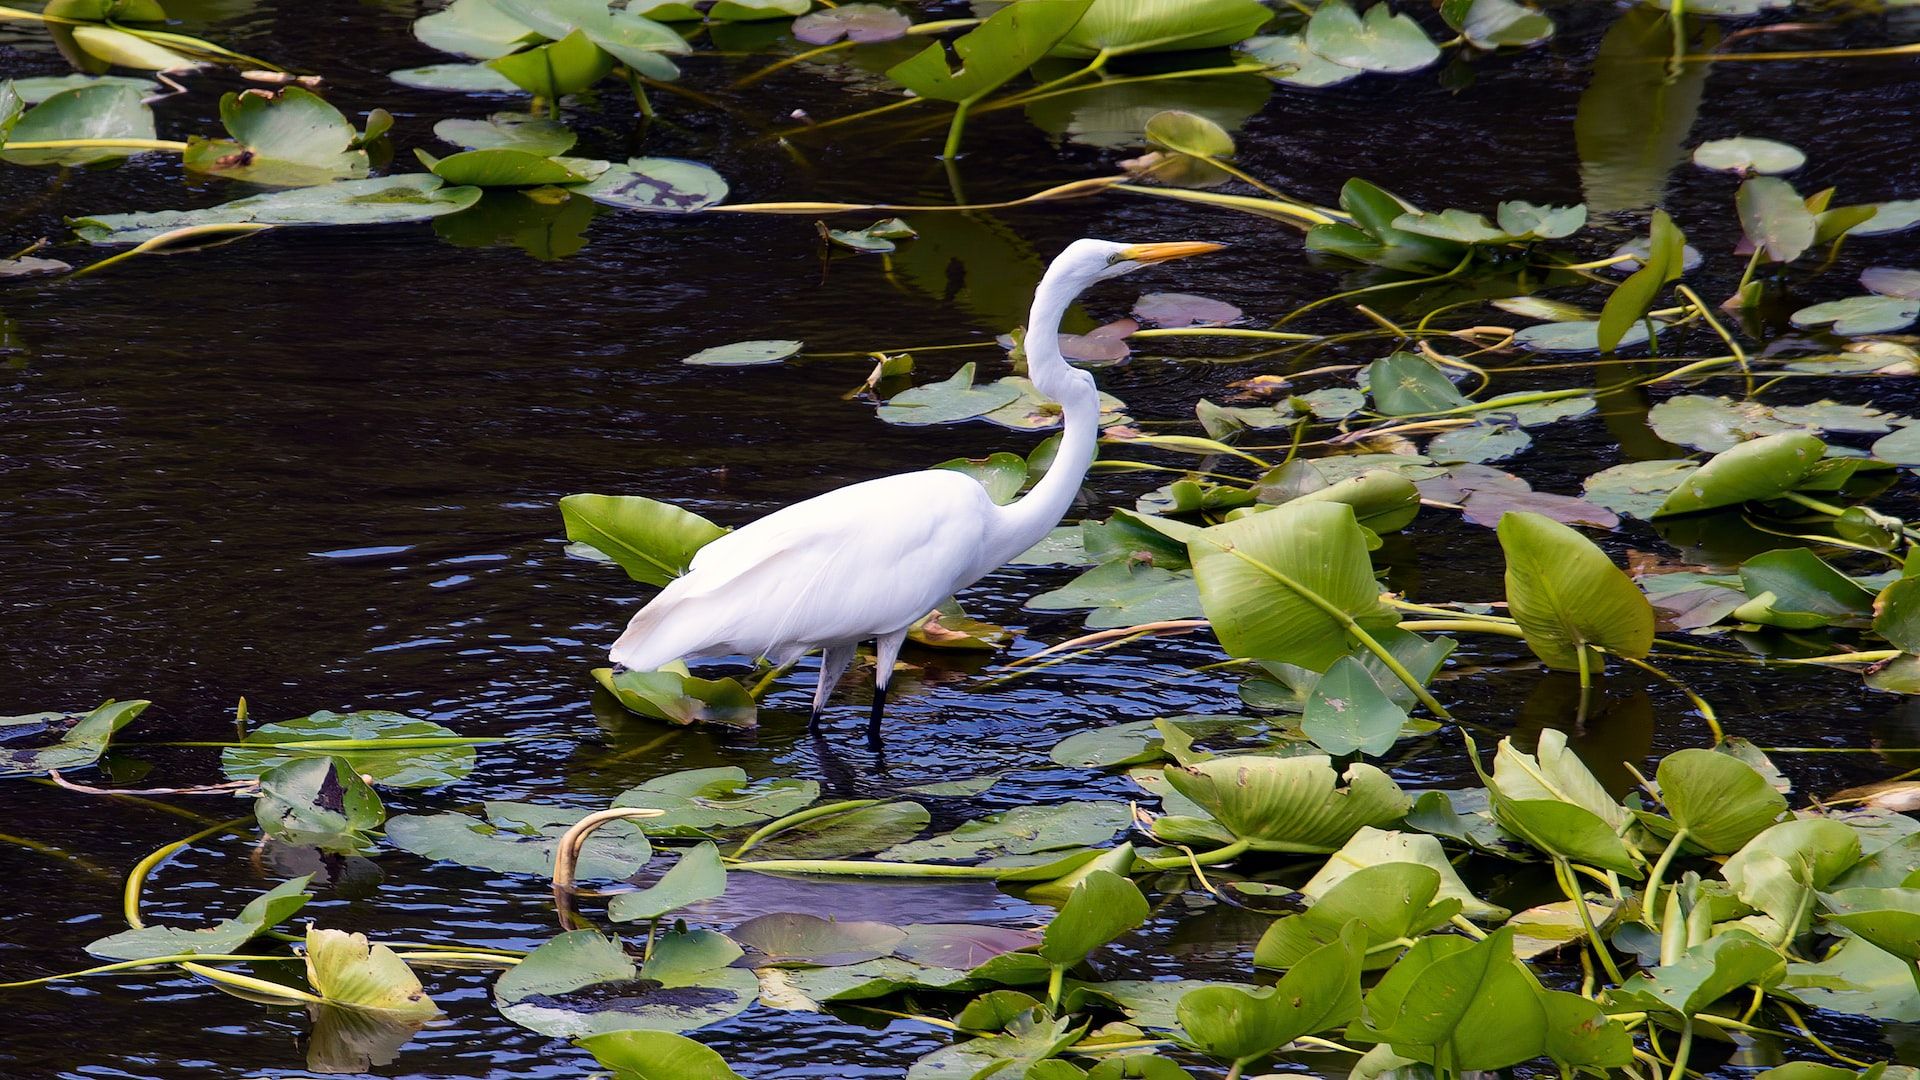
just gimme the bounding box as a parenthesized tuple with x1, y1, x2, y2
(866, 681, 888, 744)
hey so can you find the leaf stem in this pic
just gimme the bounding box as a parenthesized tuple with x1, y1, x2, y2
(1556, 857, 1623, 985)
(124, 816, 253, 929)
(730, 799, 883, 858)
(1641, 827, 1691, 936)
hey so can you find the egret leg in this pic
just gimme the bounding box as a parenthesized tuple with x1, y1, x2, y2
(810, 644, 856, 731)
(867, 629, 909, 744)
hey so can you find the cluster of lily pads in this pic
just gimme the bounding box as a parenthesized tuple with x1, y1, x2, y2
(5, 684, 1916, 1079)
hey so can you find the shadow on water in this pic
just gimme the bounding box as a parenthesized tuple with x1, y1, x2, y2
(2, 0, 1920, 1076)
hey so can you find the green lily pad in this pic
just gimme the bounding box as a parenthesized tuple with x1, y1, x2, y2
(87, 875, 312, 960)
(732, 913, 907, 968)
(414, 0, 540, 59)
(10, 74, 158, 103)
(391, 63, 523, 92)
(576, 158, 728, 212)
(1855, 198, 1920, 237)
(1305, 0, 1440, 74)
(886, 0, 1094, 103)
(1183, 923, 1364, 1064)
(386, 801, 650, 879)
(184, 87, 369, 186)
(578, 1029, 746, 1080)
(1301, 653, 1408, 757)
(1693, 136, 1805, 175)
(1256, 863, 1458, 971)
(1052, 0, 1271, 59)
(1820, 887, 1920, 962)
(1781, 936, 1920, 1021)
(1429, 423, 1530, 464)
(0, 699, 149, 778)
(435, 114, 576, 155)
(1368, 351, 1470, 415)
(1656, 748, 1788, 853)
(254, 754, 385, 852)
(1792, 295, 1920, 336)
(1511, 319, 1649, 353)
(417, 147, 595, 186)
(594, 666, 757, 728)
(1499, 510, 1654, 673)
(612, 767, 819, 835)
(219, 710, 478, 787)
(744, 801, 931, 860)
(792, 4, 912, 45)
(682, 339, 803, 367)
(1303, 826, 1507, 920)
(878, 800, 1129, 863)
(1582, 459, 1699, 519)
(497, 928, 757, 1036)
(560, 493, 726, 587)
(609, 842, 726, 922)
(1237, 34, 1364, 88)
(1027, 560, 1203, 629)
(1446, 0, 1554, 49)
(1611, 930, 1785, 1015)
(73, 175, 483, 245)
(878, 363, 1025, 426)
(2, 84, 155, 167)
(488, 28, 616, 96)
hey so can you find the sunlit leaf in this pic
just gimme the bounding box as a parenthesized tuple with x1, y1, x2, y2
(1693, 136, 1804, 175)
(0, 699, 149, 778)
(560, 493, 727, 587)
(73, 175, 483, 245)
(887, 0, 1096, 103)
(184, 88, 369, 186)
(387, 800, 650, 879)
(220, 710, 478, 787)
(1498, 510, 1654, 672)
(609, 842, 725, 921)
(578, 1030, 747, 1080)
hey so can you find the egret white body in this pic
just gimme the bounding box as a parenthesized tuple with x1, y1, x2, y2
(609, 238, 1223, 734)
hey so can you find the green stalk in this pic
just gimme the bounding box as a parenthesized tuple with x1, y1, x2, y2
(1556, 857, 1624, 986)
(0, 952, 300, 989)
(1045, 963, 1065, 1013)
(1641, 827, 1691, 935)
(729, 858, 1012, 879)
(1133, 840, 1251, 871)
(1666, 1019, 1693, 1080)
(4, 138, 188, 152)
(731, 799, 883, 858)
(125, 816, 253, 928)
(180, 961, 325, 1005)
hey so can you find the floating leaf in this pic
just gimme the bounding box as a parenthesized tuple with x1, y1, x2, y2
(1182, 923, 1364, 1067)
(1040, 871, 1149, 968)
(578, 1030, 746, 1080)
(1304, 1, 1440, 74)
(613, 767, 819, 835)
(9, 73, 156, 103)
(1657, 749, 1787, 853)
(878, 800, 1129, 863)
(682, 339, 802, 367)
(1611, 930, 1785, 1015)
(87, 876, 312, 961)
(1781, 936, 1920, 1021)
(73, 175, 483, 245)
(1445, 0, 1554, 49)
(307, 927, 438, 1020)
(391, 62, 523, 92)
(1302, 654, 1407, 757)
(1738, 176, 1816, 263)
(1, 84, 155, 167)
(1368, 352, 1470, 415)
(1052, 0, 1272, 59)
(878, 363, 1025, 426)
(220, 709, 478, 787)
(745, 801, 931, 860)
(1429, 423, 1529, 464)
(1027, 559, 1202, 629)
(435, 114, 576, 155)
(609, 842, 725, 922)
(1236, 34, 1363, 88)
(414, 0, 539, 59)
(1511, 319, 1649, 353)
(1303, 826, 1507, 921)
(0, 699, 149, 778)
(497, 929, 757, 1036)
(732, 913, 907, 969)
(576, 158, 728, 212)
(1256, 864, 1458, 971)
(1132, 292, 1240, 328)
(792, 3, 911, 45)
(1693, 136, 1805, 175)
(184, 88, 369, 186)
(255, 756, 385, 851)
(417, 147, 596, 187)
(386, 801, 650, 879)
(488, 28, 616, 97)
(1792, 295, 1920, 337)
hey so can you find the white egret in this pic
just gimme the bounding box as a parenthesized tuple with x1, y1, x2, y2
(610, 238, 1225, 737)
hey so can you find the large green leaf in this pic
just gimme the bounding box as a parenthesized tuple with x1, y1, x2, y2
(1051, 0, 1272, 59)
(578, 1030, 746, 1080)
(1304, 1, 1439, 73)
(255, 756, 385, 851)
(594, 666, 757, 728)
(1302, 827, 1507, 921)
(1254, 863, 1459, 970)
(608, 842, 725, 921)
(887, 0, 1096, 103)
(1, 84, 155, 167)
(1188, 502, 1399, 671)
(0, 699, 149, 778)
(497, 929, 757, 1036)
(415, 0, 540, 59)
(1162, 754, 1410, 853)
(1653, 432, 1826, 517)
(1038, 871, 1149, 968)
(1180, 922, 1364, 1066)
(878, 800, 1129, 862)
(220, 709, 478, 787)
(417, 147, 596, 187)
(307, 927, 439, 1020)
(1737, 176, 1816, 263)
(1656, 748, 1788, 853)
(488, 29, 616, 97)
(560, 493, 727, 586)
(612, 767, 819, 835)
(1497, 510, 1654, 672)
(184, 87, 369, 186)
(1820, 887, 1920, 963)
(1301, 654, 1408, 757)
(1610, 930, 1785, 1015)
(1368, 352, 1471, 416)
(1355, 928, 1547, 1071)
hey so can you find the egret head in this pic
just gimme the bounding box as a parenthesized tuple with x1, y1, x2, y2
(1052, 237, 1227, 287)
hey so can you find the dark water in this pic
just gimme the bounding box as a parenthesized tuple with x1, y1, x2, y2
(3, 2, 1920, 1077)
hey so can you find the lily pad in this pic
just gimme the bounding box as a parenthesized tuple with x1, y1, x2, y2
(878, 800, 1129, 863)
(1693, 136, 1805, 175)
(9, 74, 158, 104)
(1792, 295, 1920, 336)
(886, 0, 1094, 103)
(1132, 292, 1240, 328)
(220, 709, 479, 787)
(609, 842, 726, 922)
(1163, 754, 1410, 854)
(576, 158, 729, 212)
(391, 63, 523, 93)
(1654, 432, 1826, 517)
(1026, 559, 1202, 629)
(878, 363, 1024, 426)
(792, 4, 911, 45)
(1583, 459, 1699, 519)
(579, 1030, 747, 1080)
(561, 493, 726, 587)
(1511, 319, 1649, 353)
(1305, 1, 1440, 74)
(0, 699, 149, 778)
(682, 339, 802, 367)
(497, 928, 757, 1037)
(307, 927, 438, 1020)
(255, 756, 385, 851)
(73, 175, 483, 245)
(1237, 34, 1364, 88)
(184, 88, 369, 186)
(417, 147, 596, 187)
(612, 767, 819, 835)
(732, 913, 907, 968)
(87, 876, 312, 961)
(744, 800, 931, 860)
(2, 83, 155, 167)
(386, 801, 650, 879)
(1498, 510, 1654, 673)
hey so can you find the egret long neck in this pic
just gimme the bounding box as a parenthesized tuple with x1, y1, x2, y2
(984, 271, 1101, 567)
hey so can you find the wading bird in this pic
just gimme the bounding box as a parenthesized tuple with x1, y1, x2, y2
(610, 238, 1224, 738)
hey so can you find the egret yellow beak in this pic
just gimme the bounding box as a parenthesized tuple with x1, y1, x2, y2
(1119, 240, 1227, 264)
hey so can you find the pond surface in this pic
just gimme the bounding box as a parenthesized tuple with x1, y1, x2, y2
(3, 1, 1920, 1077)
